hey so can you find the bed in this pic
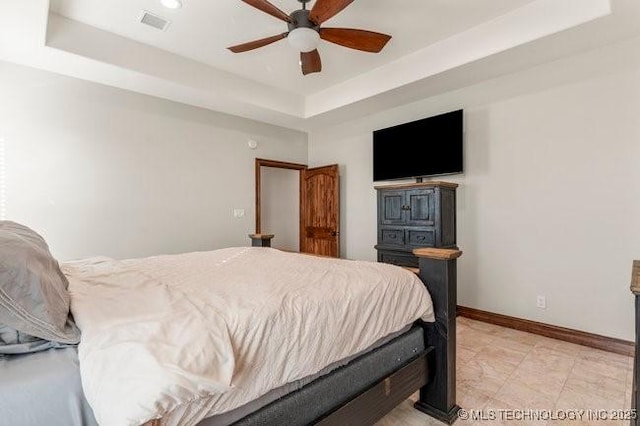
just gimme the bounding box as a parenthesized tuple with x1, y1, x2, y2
(0, 221, 461, 426)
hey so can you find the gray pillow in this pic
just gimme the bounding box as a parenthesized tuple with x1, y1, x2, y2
(0, 324, 70, 355)
(0, 221, 80, 353)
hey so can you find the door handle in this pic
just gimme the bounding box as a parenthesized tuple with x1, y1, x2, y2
(330, 231, 340, 237)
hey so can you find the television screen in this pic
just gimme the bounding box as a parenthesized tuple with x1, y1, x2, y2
(373, 109, 463, 182)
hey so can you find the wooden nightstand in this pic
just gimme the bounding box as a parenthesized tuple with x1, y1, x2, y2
(249, 234, 274, 247)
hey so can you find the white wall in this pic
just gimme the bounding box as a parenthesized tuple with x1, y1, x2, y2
(3, 34, 639, 340)
(309, 36, 640, 340)
(260, 167, 300, 251)
(0, 60, 307, 261)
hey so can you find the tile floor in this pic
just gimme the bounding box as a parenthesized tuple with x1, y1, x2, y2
(376, 317, 633, 425)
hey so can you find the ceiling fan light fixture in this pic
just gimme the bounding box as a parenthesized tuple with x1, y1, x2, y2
(228, 0, 392, 75)
(287, 27, 320, 52)
(160, 0, 182, 9)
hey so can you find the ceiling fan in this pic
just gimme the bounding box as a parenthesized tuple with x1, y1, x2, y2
(227, 0, 392, 76)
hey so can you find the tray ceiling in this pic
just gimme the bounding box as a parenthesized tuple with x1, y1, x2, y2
(49, 0, 537, 95)
(1, 0, 638, 130)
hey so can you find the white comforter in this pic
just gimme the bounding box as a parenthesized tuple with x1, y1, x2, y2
(64, 247, 434, 426)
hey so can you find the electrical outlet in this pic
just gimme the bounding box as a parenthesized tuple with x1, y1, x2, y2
(536, 295, 546, 309)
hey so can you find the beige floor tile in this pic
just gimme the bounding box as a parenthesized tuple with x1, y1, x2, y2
(624, 370, 633, 410)
(458, 415, 510, 426)
(562, 375, 627, 404)
(551, 400, 627, 426)
(458, 360, 509, 395)
(375, 398, 446, 426)
(564, 361, 627, 402)
(495, 327, 544, 346)
(472, 344, 528, 369)
(624, 388, 632, 410)
(547, 418, 624, 426)
(534, 337, 590, 358)
(577, 347, 631, 369)
(458, 318, 506, 335)
(509, 367, 570, 401)
(482, 398, 549, 425)
(379, 318, 634, 425)
(375, 413, 412, 426)
(571, 357, 628, 384)
(518, 346, 577, 372)
(555, 385, 625, 411)
(508, 348, 575, 399)
(458, 346, 478, 366)
(458, 328, 496, 351)
(388, 402, 431, 426)
(459, 344, 528, 394)
(490, 335, 537, 355)
(458, 382, 494, 411)
(493, 380, 557, 410)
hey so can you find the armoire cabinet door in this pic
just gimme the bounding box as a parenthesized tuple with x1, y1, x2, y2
(379, 190, 406, 225)
(405, 189, 435, 226)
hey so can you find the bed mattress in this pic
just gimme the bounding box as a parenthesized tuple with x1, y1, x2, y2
(0, 325, 423, 426)
(65, 247, 434, 426)
(203, 325, 426, 426)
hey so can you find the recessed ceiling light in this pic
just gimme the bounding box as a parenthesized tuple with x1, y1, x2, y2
(161, 0, 182, 9)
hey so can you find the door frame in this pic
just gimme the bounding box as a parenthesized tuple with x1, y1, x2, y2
(255, 158, 307, 241)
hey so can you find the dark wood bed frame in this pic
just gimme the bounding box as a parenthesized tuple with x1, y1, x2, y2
(217, 247, 462, 426)
(310, 247, 461, 424)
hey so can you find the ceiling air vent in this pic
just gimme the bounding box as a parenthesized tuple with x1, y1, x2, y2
(139, 11, 171, 31)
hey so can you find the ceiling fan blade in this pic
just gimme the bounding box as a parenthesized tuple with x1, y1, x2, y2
(241, 0, 292, 23)
(309, 0, 355, 24)
(319, 28, 391, 53)
(301, 49, 322, 75)
(227, 33, 288, 53)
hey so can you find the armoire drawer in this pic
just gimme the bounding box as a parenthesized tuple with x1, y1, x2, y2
(407, 229, 435, 247)
(380, 229, 405, 246)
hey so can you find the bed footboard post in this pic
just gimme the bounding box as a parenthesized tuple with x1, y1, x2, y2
(413, 248, 462, 425)
(631, 260, 640, 426)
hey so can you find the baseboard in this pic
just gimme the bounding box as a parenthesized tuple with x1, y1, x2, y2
(457, 306, 634, 357)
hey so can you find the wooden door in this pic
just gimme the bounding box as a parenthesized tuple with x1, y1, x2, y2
(300, 165, 340, 257)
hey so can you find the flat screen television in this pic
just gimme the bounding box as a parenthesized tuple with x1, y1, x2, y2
(373, 109, 463, 182)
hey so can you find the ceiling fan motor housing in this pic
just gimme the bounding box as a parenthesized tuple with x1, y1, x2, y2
(288, 9, 320, 32)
